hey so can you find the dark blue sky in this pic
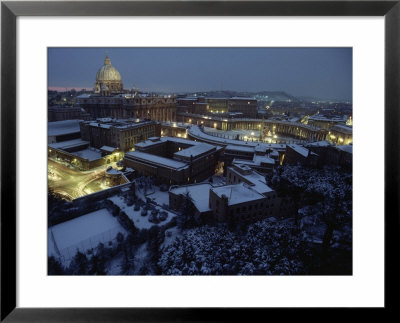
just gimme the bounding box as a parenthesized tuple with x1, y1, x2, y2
(48, 47, 352, 101)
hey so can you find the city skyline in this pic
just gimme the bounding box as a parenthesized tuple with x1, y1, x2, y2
(48, 47, 353, 277)
(48, 47, 352, 101)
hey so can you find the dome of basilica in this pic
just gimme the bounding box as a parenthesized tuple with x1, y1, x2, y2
(95, 55, 122, 82)
(94, 54, 123, 95)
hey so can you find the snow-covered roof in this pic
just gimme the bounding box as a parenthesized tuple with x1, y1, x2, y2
(174, 143, 215, 159)
(306, 141, 331, 147)
(287, 144, 309, 157)
(106, 168, 122, 175)
(135, 139, 163, 148)
(83, 118, 156, 130)
(101, 146, 118, 153)
(160, 136, 200, 146)
(188, 125, 286, 151)
(253, 155, 275, 165)
(48, 119, 83, 136)
(225, 145, 255, 153)
(48, 138, 89, 150)
(97, 118, 113, 123)
(232, 158, 258, 168)
(289, 117, 301, 123)
(211, 183, 265, 206)
(255, 145, 267, 153)
(229, 166, 273, 195)
(178, 97, 198, 101)
(229, 97, 256, 101)
(125, 151, 189, 170)
(336, 145, 353, 154)
(232, 158, 258, 167)
(269, 150, 279, 157)
(309, 115, 345, 122)
(169, 183, 213, 213)
(233, 154, 275, 168)
(89, 122, 112, 129)
(242, 173, 273, 195)
(332, 124, 352, 134)
(71, 148, 102, 161)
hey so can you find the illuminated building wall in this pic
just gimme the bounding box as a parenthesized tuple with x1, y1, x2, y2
(80, 119, 161, 152)
(76, 95, 176, 122)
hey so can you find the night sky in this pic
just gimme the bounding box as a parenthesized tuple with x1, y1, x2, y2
(48, 47, 352, 101)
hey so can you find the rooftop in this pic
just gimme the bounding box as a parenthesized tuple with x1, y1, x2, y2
(229, 166, 273, 195)
(306, 141, 331, 147)
(288, 144, 309, 157)
(169, 183, 213, 213)
(125, 151, 188, 170)
(229, 97, 257, 101)
(135, 138, 163, 148)
(336, 145, 353, 154)
(332, 124, 353, 134)
(211, 183, 265, 206)
(48, 119, 83, 136)
(85, 119, 156, 130)
(188, 125, 286, 151)
(309, 115, 345, 122)
(71, 148, 102, 161)
(174, 143, 215, 159)
(253, 155, 275, 165)
(225, 144, 255, 153)
(100, 146, 118, 153)
(49, 138, 89, 150)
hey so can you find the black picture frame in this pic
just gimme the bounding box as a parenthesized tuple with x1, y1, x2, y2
(1, 1, 399, 321)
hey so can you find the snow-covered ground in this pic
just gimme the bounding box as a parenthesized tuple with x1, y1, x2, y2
(143, 186, 170, 207)
(108, 195, 176, 230)
(48, 209, 127, 260)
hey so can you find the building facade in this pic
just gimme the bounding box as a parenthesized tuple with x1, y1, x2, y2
(48, 106, 91, 122)
(77, 94, 177, 122)
(80, 118, 161, 152)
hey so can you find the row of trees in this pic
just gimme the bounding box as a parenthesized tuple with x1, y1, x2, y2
(158, 220, 312, 275)
(266, 165, 352, 274)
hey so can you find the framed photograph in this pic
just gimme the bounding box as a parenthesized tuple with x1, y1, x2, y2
(1, 0, 398, 321)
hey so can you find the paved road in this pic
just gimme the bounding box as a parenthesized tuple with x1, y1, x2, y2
(48, 159, 113, 200)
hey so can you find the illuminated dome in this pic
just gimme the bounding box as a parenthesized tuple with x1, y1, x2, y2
(94, 54, 123, 95)
(96, 55, 122, 82)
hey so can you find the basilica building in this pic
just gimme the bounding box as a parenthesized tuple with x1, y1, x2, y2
(76, 54, 176, 122)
